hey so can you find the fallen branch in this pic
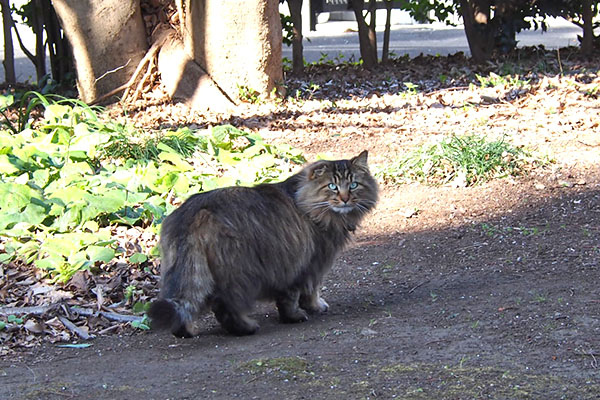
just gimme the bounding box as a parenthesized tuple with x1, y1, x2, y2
(58, 315, 93, 340)
(0, 304, 143, 324)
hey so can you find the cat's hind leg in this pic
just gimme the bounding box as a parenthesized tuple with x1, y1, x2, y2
(276, 290, 309, 323)
(211, 297, 259, 336)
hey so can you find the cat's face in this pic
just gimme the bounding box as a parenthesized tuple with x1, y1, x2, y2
(296, 151, 379, 223)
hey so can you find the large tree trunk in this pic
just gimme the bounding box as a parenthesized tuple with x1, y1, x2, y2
(184, 0, 283, 102)
(287, 0, 304, 75)
(350, 0, 378, 69)
(1, 0, 15, 84)
(52, 0, 148, 103)
(459, 0, 494, 63)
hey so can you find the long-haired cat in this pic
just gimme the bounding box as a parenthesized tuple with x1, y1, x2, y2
(148, 150, 378, 337)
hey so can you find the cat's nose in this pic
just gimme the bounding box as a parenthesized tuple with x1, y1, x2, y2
(339, 192, 350, 204)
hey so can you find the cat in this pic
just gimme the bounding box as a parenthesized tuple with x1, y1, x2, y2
(148, 150, 378, 337)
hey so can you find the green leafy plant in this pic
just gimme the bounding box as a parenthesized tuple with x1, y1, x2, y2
(476, 72, 530, 89)
(379, 134, 538, 186)
(0, 93, 304, 283)
(237, 85, 262, 104)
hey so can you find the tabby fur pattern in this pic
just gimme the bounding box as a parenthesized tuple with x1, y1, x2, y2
(148, 151, 378, 337)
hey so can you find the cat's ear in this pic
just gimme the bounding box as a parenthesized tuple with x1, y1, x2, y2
(351, 150, 369, 169)
(307, 161, 328, 180)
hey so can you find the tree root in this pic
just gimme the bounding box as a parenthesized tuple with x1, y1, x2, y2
(89, 31, 171, 106)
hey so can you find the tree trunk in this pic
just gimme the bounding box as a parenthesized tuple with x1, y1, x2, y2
(581, 0, 594, 55)
(382, 0, 393, 64)
(52, 0, 148, 103)
(350, 0, 378, 69)
(287, 0, 304, 75)
(459, 0, 494, 63)
(1, 0, 15, 84)
(42, 0, 72, 84)
(31, 0, 46, 81)
(184, 0, 283, 102)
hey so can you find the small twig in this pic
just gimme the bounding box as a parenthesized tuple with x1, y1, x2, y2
(407, 280, 429, 294)
(557, 48, 564, 76)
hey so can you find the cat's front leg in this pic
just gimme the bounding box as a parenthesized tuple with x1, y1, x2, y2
(299, 290, 329, 314)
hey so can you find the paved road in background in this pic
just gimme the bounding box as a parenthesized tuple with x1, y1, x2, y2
(283, 19, 581, 63)
(1, 19, 582, 83)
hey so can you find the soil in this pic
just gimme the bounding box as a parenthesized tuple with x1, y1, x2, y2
(1, 54, 600, 399)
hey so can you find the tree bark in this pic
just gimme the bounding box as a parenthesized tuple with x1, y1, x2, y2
(52, 0, 148, 103)
(1, 0, 15, 84)
(581, 0, 594, 55)
(459, 0, 494, 63)
(287, 0, 304, 75)
(31, 0, 46, 81)
(350, 0, 378, 69)
(382, 0, 393, 64)
(184, 0, 283, 102)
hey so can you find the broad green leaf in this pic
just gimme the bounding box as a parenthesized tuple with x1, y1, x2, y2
(43, 104, 72, 122)
(40, 236, 81, 258)
(158, 151, 192, 171)
(32, 169, 50, 188)
(0, 182, 38, 211)
(48, 186, 88, 204)
(59, 162, 93, 179)
(0, 94, 15, 109)
(129, 252, 147, 264)
(34, 255, 65, 271)
(216, 149, 239, 166)
(86, 245, 115, 263)
(0, 154, 21, 174)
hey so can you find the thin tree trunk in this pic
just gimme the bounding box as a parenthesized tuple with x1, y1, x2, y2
(31, 0, 46, 81)
(1, 0, 16, 84)
(382, 0, 392, 63)
(287, 0, 303, 75)
(581, 0, 594, 55)
(350, 0, 377, 68)
(43, 0, 72, 83)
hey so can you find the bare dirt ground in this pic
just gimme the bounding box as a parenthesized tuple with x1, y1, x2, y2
(1, 50, 600, 399)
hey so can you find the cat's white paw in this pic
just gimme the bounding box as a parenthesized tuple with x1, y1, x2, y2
(315, 297, 329, 313)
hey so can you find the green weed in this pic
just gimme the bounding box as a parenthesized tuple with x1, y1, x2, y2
(379, 134, 536, 186)
(237, 85, 262, 104)
(476, 72, 530, 89)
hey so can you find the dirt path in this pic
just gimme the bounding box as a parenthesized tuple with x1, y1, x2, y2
(2, 168, 599, 399)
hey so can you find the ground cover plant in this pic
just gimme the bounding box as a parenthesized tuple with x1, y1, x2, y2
(0, 47, 599, 399)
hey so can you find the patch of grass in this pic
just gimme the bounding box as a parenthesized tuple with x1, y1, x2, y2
(238, 356, 314, 381)
(379, 134, 538, 186)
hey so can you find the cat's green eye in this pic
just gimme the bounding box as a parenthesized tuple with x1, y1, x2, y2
(328, 183, 338, 191)
(349, 182, 359, 190)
